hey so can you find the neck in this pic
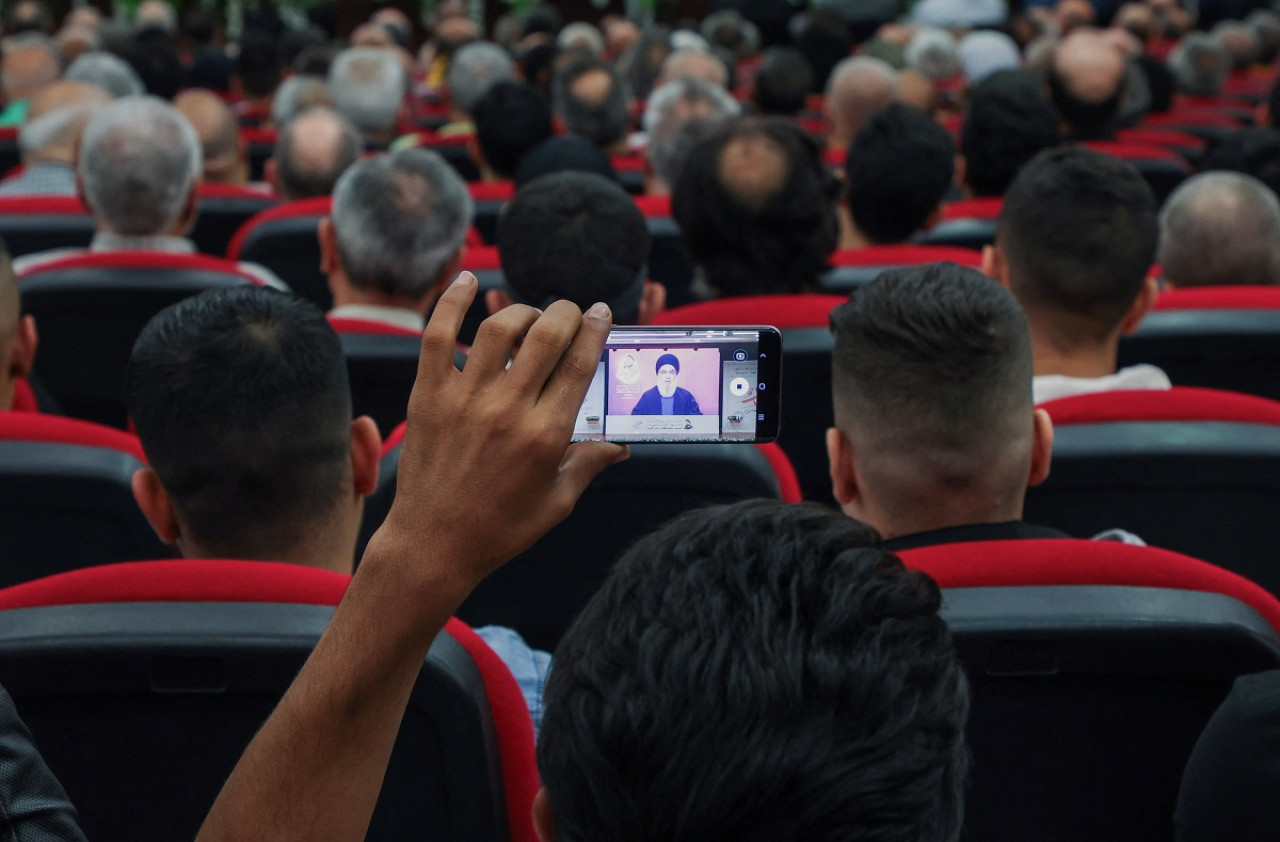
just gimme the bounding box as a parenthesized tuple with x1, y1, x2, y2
(644, 174, 670, 196)
(853, 489, 1025, 542)
(330, 270, 436, 316)
(1029, 320, 1121, 379)
(180, 512, 360, 576)
(24, 151, 72, 167)
(838, 207, 874, 250)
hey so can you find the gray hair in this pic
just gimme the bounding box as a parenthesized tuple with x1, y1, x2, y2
(447, 42, 515, 116)
(1168, 33, 1230, 97)
(271, 75, 331, 127)
(1247, 10, 1280, 63)
(906, 28, 959, 80)
(643, 77, 739, 189)
(274, 107, 363, 201)
(557, 22, 605, 55)
(79, 96, 200, 236)
(1159, 172, 1280, 288)
(20, 97, 108, 157)
(331, 149, 474, 300)
(64, 52, 145, 98)
(1211, 20, 1259, 69)
(328, 47, 406, 136)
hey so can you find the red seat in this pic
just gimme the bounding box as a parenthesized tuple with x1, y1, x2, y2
(941, 196, 1003, 220)
(920, 198, 1003, 250)
(0, 560, 538, 842)
(821, 245, 983, 293)
(468, 180, 514, 244)
(901, 538, 1280, 842)
(0, 196, 94, 257)
(1040, 386, 1280, 426)
(1083, 141, 1191, 202)
(399, 131, 480, 181)
(9, 377, 38, 412)
(191, 183, 278, 257)
(1116, 128, 1207, 161)
(239, 126, 276, 182)
(228, 196, 331, 309)
(1153, 284, 1280, 311)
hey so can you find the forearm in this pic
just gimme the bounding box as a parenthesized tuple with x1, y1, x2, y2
(195, 529, 476, 842)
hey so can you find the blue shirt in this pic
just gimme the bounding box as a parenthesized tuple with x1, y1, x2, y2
(474, 626, 551, 739)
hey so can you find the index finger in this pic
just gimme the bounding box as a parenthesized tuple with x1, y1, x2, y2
(417, 273, 476, 381)
(540, 301, 612, 424)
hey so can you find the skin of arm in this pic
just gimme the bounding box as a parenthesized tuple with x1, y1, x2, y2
(195, 273, 626, 842)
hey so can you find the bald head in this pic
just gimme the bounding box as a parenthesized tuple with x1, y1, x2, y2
(897, 69, 938, 117)
(1159, 172, 1280, 289)
(1049, 30, 1127, 138)
(272, 107, 362, 201)
(824, 56, 899, 151)
(20, 80, 112, 165)
(659, 48, 729, 88)
(2, 40, 60, 102)
(175, 90, 247, 185)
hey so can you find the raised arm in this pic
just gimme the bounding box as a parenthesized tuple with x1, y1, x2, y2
(196, 273, 625, 842)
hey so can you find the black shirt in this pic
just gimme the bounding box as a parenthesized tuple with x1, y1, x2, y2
(883, 520, 1070, 553)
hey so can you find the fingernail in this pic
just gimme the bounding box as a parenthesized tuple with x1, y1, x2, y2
(452, 272, 475, 287)
(587, 302, 610, 320)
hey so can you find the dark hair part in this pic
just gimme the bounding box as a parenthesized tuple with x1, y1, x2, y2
(498, 172, 650, 321)
(753, 46, 815, 115)
(846, 103, 955, 243)
(236, 30, 284, 99)
(539, 499, 969, 842)
(473, 81, 553, 179)
(830, 263, 1033, 437)
(962, 71, 1059, 198)
(126, 288, 354, 560)
(673, 116, 838, 296)
(552, 55, 631, 150)
(999, 147, 1158, 338)
(1047, 59, 1126, 140)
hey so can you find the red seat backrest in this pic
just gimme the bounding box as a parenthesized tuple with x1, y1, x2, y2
(327, 316, 422, 338)
(19, 250, 267, 286)
(651, 293, 847, 329)
(468, 181, 515, 201)
(829, 244, 982, 268)
(899, 538, 1280, 635)
(9, 378, 37, 413)
(197, 183, 275, 201)
(227, 196, 332, 260)
(1153, 285, 1280, 311)
(633, 194, 672, 217)
(1083, 141, 1189, 167)
(1039, 386, 1280, 426)
(464, 245, 503, 271)
(0, 196, 88, 215)
(0, 412, 146, 461)
(941, 197, 1003, 220)
(1116, 128, 1206, 152)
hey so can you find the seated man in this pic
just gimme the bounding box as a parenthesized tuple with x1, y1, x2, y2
(11, 96, 284, 288)
(492, 171, 661, 324)
(195, 278, 969, 842)
(438, 41, 516, 138)
(322, 148, 472, 331)
(0, 80, 111, 198)
(983, 147, 1167, 402)
(631, 352, 701, 415)
(1048, 29, 1128, 140)
(1158, 172, 1280, 288)
(960, 70, 1059, 198)
(266, 107, 363, 201)
(552, 55, 632, 157)
(328, 47, 405, 149)
(469, 81, 552, 183)
(827, 262, 1058, 548)
(174, 89, 251, 186)
(0, 244, 37, 411)
(841, 102, 955, 249)
(642, 77, 739, 196)
(824, 56, 899, 156)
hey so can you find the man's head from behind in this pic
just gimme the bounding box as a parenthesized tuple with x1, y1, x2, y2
(961, 70, 1059, 198)
(752, 47, 815, 116)
(127, 288, 379, 571)
(673, 116, 838, 297)
(174, 89, 248, 185)
(824, 56, 899, 151)
(79, 96, 201, 237)
(537, 498, 969, 842)
(990, 147, 1158, 354)
(1159, 172, 1280, 288)
(321, 149, 473, 312)
(552, 55, 631, 153)
(845, 102, 955, 244)
(493, 172, 659, 324)
(642, 76, 740, 195)
(269, 106, 362, 201)
(328, 47, 406, 144)
(472, 81, 553, 181)
(1048, 29, 1128, 139)
(828, 264, 1051, 540)
(19, 80, 112, 167)
(447, 41, 517, 120)
(0, 242, 36, 412)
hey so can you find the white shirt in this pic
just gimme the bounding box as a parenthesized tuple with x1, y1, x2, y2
(328, 304, 425, 333)
(1033, 364, 1173, 405)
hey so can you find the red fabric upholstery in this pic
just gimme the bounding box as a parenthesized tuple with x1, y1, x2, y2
(829, 245, 982, 268)
(633, 194, 672, 217)
(441, 618, 539, 842)
(1141, 110, 1241, 129)
(609, 154, 645, 173)
(756, 441, 801, 503)
(822, 147, 844, 167)
(468, 181, 515, 201)
(239, 127, 277, 145)
(1153, 285, 1280, 311)
(0, 412, 145, 461)
(899, 538, 1280, 635)
(1039, 387, 1280, 426)
(652, 294, 847, 329)
(197, 183, 274, 200)
(226, 196, 332, 259)
(941, 197, 1002, 220)
(1083, 141, 1189, 167)
(9, 378, 37, 413)
(464, 246, 502, 271)
(408, 131, 472, 148)
(20, 251, 267, 286)
(0, 196, 88, 215)
(1116, 128, 1206, 152)
(465, 227, 483, 248)
(383, 421, 407, 456)
(328, 316, 422, 338)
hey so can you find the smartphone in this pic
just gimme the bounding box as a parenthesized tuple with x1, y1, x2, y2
(572, 326, 782, 443)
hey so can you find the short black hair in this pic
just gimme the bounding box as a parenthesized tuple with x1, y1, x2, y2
(552, 55, 631, 150)
(999, 147, 1158, 339)
(673, 116, 838, 297)
(962, 71, 1059, 198)
(753, 47, 815, 115)
(831, 263, 1033, 445)
(846, 103, 955, 243)
(792, 8, 854, 95)
(514, 135, 616, 188)
(539, 499, 969, 842)
(498, 172, 650, 322)
(473, 82, 553, 180)
(127, 288, 354, 560)
(123, 28, 184, 100)
(1202, 127, 1280, 198)
(1048, 59, 1125, 140)
(236, 30, 284, 99)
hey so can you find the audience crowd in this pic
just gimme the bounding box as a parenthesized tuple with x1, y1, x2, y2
(1, 0, 1280, 839)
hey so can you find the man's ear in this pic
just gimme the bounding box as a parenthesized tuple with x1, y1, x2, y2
(264, 157, 280, 195)
(318, 217, 341, 275)
(532, 788, 556, 842)
(485, 287, 515, 317)
(982, 243, 1009, 287)
(350, 415, 382, 497)
(1257, 102, 1271, 128)
(8, 315, 36, 378)
(467, 136, 487, 171)
(637, 280, 666, 324)
(1119, 274, 1158, 336)
(921, 203, 945, 232)
(1028, 408, 1054, 488)
(826, 426, 862, 513)
(131, 467, 182, 546)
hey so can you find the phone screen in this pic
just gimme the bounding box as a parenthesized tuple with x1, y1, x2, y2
(572, 326, 782, 443)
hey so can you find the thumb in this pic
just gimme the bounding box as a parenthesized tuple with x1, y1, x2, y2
(554, 442, 630, 509)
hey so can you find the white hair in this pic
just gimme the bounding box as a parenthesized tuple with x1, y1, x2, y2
(670, 30, 710, 52)
(331, 149, 474, 300)
(19, 98, 107, 156)
(328, 47, 406, 136)
(446, 42, 515, 116)
(64, 52, 145, 98)
(1168, 33, 1230, 97)
(271, 75, 330, 128)
(557, 22, 605, 55)
(643, 77, 739, 187)
(906, 28, 960, 80)
(957, 31, 1021, 85)
(79, 96, 200, 236)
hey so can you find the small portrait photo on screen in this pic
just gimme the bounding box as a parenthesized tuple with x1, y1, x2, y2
(609, 348, 720, 418)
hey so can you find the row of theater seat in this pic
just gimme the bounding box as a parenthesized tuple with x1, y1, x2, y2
(0, 539, 1276, 841)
